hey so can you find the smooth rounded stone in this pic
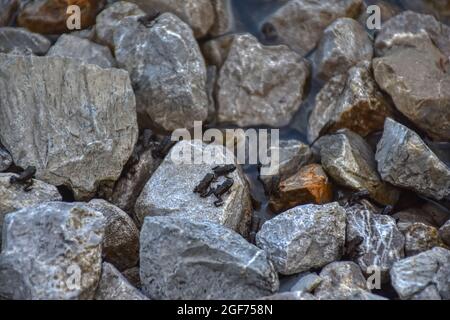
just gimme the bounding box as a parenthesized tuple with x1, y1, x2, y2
(201, 34, 234, 68)
(95, 1, 145, 48)
(0, 27, 51, 55)
(403, 223, 446, 257)
(269, 164, 333, 214)
(307, 61, 392, 143)
(134, 140, 252, 236)
(17, 0, 104, 34)
(440, 220, 450, 246)
(114, 13, 208, 131)
(260, 0, 363, 56)
(390, 247, 450, 300)
(209, 0, 234, 37)
(315, 129, 400, 206)
(0, 202, 105, 300)
(0, 146, 12, 171)
(217, 33, 310, 127)
(312, 18, 372, 82)
(260, 291, 316, 300)
(290, 273, 322, 293)
(0, 54, 138, 200)
(256, 202, 346, 275)
(47, 34, 116, 68)
(129, 0, 214, 38)
(375, 118, 450, 201)
(94, 262, 148, 300)
(86, 199, 139, 271)
(373, 37, 450, 141)
(0, 0, 18, 26)
(345, 201, 405, 281)
(140, 216, 279, 300)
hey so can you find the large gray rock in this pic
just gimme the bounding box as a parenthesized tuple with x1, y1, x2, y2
(0, 146, 12, 171)
(0, 202, 105, 300)
(0, 54, 138, 200)
(47, 34, 115, 68)
(315, 129, 399, 206)
(0, 27, 51, 55)
(114, 13, 208, 131)
(94, 262, 147, 300)
(0, 0, 18, 26)
(260, 0, 363, 55)
(307, 61, 392, 143)
(87, 199, 139, 271)
(209, 0, 234, 37)
(375, 118, 450, 200)
(390, 247, 450, 300)
(140, 216, 279, 300)
(217, 33, 309, 127)
(403, 223, 446, 257)
(135, 140, 252, 236)
(440, 220, 450, 246)
(256, 203, 346, 275)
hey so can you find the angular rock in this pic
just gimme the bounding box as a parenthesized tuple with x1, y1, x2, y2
(0, 27, 51, 55)
(87, 199, 139, 271)
(409, 284, 442, 300)
(315, 129, 399, 206)
(403, 223, 446, 257)
(47, 34, 115, 68)
(260, 291, 316, 300)
(209, 0, 234, 37)
(312, 18, 372, 82)
(94, 262, 147, 300)
(290, 273, 322, 293)
(95, 1, 145, 48)
(0, 0, 18, 26)
(135, 140, 252, 236)
(269, 164, 333, 213)
(217, 33, 309, 127)
(0, 54, 138, 200)
(256, 202, 346, 275)
(0, 202, 105, 300)
(114, 13, 208, 131)
(375, 118, 450, 200)
(260, 0, 363, 55)
(307, 61, 392, 143)
(390, 247, 450, 300)
(201, 34, 234, 68)
(140, 216, 279, 300)
(0, 146, 12, 172)
(440, 220, 450, 246)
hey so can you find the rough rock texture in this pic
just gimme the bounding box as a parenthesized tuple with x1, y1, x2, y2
(373, 36, 450, 141)
(47, 34, 115, 68)
(95, 1, 145, 48)
(17, 0, 104, 34)
(114, 13, 208, 131)
(94, 262, 147, 300)
(307, 61, 392, 143)
(0, 146, 12, 172)
(440, 220, 450, 246)
(201, 34, 234, 68)
(129, 0, 214, 38)
(86, 199, 139, 271)
(394, 202, 450, 231)
(403, 223, 446, 257)
(256, 203, 346, 275)
(209, 0, 234, 37)
(0, 0, 18, 26)
(205, 66, 217, 123)
(390, 247, 450, 300)
(216, 33, 310, 127)
(260, 291, 316, 300)
(122, 266, 141, 289)
(0, 27, 51, 55)
(140, 216, 279, 300)
(260, 0, 363, 55)
(135, 140, 252, 236)
(269, 164, 333, 213)
(290, 273, 322, 293)
(0, 202, 105, 300)
(345, 201, 405, 281)
(315, 129, 399, 206)
(312, 18, 373, 82)
(375, 118, 450, 200)
(0, 54, 138, 200)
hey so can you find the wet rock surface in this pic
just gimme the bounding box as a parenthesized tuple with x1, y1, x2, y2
(140, 216, 279, 300)
(403, 223, 446, 257)
(0, 27, 51, 55)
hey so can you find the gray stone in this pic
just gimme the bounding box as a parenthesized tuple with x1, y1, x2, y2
(201, 34, 234, 68)
(205, 65, 217, 123)
(403, 223, 446, 257)
(95, 262, 148, 300)
(140, 216, 279, 300)
(47, 34, 116, 68)
(0, 202, 105, 300)
(0, 146, 12, 172)
(209, 0, 234, 37)
(312, 18, 372, 82)
(0, 0, 18, 26)
(0, 54, 138, 200)
(69, 27, 96, 41)
(409, 285, 442, 300)
(315, 129, 399, 206)
(290, 273, 322, 293)
(390, 247, 450, 300)
(256, 202, 346, 275)
(114, 13, 208, 131)
(375, 118, 450, 200)
(0, 27, 51, 55)
(260, 291, 316, 300)
(307, 61, 392, 143)
(87, 199, 139, 271)
(440, 220, 450, 246)
(217, 33, 309, 127)
(260, 0, 363, 55)
(135, 140, 252, 236)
